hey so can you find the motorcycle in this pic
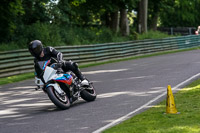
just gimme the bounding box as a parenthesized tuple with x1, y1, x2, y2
(34, 58, 96, 110)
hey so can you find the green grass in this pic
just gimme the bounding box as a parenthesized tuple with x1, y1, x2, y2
(0, 47, 199, 86)
(0, 73, 34, 85)
(138, 30, 176, 40)
(103, 78, 200, 133)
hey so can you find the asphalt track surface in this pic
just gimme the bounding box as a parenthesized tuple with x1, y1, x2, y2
(1, 50, 200, 133)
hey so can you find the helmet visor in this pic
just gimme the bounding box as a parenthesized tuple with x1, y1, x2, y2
(31, 45, 42, 57)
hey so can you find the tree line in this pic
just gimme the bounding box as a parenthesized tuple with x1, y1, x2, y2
(1, 0, 200, 46)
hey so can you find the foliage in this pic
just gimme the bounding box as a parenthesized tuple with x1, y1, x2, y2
(5, 22, 63, 49)
(22, 0, 50, 25)
(0, 23, 133, 51)
(148, 0, 164, 28)
(138, 30, 174, 40)
(0, 24, 174, 51)
(1, 0, 199, 48)
(72, 0, 138, 26)
(0, 0, 24, 42)
(160, 0, 200, 27)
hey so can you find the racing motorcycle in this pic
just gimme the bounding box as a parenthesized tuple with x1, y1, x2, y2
(34, 58, 96, 110)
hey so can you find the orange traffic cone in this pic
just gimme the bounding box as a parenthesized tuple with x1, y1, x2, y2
(166, 85, 179, 114)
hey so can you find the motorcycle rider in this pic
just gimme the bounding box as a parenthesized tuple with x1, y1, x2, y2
(28, 40, 89, 86)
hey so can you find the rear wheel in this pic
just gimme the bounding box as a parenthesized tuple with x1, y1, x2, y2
(46, 86, 70, 110)
(80, 83, 96, 102)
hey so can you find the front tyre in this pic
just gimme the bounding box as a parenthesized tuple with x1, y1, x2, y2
(46, 86, 70, 110)
(80, 83, 96, 102)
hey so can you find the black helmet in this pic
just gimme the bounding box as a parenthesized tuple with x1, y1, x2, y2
(28, 40, 43, 57)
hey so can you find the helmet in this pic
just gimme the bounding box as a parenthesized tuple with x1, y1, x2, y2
(28, 40, 43, 57)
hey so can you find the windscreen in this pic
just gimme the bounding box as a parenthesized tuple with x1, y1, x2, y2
(34, 58, 57, 78)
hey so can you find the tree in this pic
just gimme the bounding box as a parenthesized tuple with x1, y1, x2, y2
(114, 0, 137, 35)
(138, 0, 148, 33)
(67, 0, 137, 35)
(159, 0, 200, 27)
(22, 0, 50, 25)
(148, 0, 163, 30)
(0, 0, 24, 42)
(110, 11, 120, 32)
(120, 9, 129, 36)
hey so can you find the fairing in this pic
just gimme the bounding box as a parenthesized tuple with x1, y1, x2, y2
(53, 74, 73, 85)
(35, 58, 73, 86)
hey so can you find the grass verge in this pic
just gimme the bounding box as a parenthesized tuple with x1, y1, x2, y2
(0, 73, 34, 85)
(0, 47, 199, 86)
(103, 78, 200, 133)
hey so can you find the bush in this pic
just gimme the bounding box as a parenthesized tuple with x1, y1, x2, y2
(138, 30, 173, 40)
(60, 26, 97, 45)
(2, 22, 64, 49)
(60, 26, 129, 45)
(0, 42, 21, 51)
(22, 22, 63, 47)
(0, 22, 174, 51)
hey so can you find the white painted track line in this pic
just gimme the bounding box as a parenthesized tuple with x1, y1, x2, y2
(92, 73, 200, 133)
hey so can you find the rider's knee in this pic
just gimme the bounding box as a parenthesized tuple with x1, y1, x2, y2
(64, 60, 79, 69)
(71, 61, 79, 69)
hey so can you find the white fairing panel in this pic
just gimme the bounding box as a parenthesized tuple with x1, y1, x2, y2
(48, 83, 64, 94)
(35, 77, 44, 86)
(43, 66, 57, 83)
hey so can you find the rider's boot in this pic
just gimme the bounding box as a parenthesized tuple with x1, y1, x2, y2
(81, 79, 89, 86)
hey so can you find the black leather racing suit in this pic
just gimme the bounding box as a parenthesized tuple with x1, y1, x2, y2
(34, 46, 84, 81)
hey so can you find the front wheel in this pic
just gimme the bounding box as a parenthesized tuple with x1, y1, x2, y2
(46, 86, 70, 110)
(80, 83, 96, 102)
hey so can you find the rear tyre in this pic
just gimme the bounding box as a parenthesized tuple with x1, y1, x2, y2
(80, 83, 96, 102)
(46, 86, 70, 110)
